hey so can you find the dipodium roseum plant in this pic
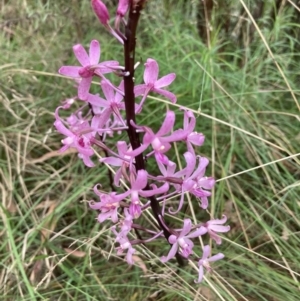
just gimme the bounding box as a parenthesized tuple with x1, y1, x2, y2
(55, 0, 230, 283)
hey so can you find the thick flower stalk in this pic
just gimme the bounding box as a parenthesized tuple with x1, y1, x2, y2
(54, 0, 230, 283)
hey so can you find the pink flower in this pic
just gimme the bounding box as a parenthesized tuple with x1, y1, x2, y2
(89, 189, 120, 223)
(125, 170, 169, 218)
(111, 227, 136, 265)
(182, 110, 205, 155)
(203, 215, 230, 245)
(134, 59, 177, 112)
(87, 80, 125, 126)
(54, 107, 95, 167)
(59, 40, 118, 100)
(100, 141, 134, 186)
(156, 152, 213, 213)
(94, 170, 169, 219)
(161, 219, 207, 262)
(196, 245, 224, 283)
(119, 208, 133, 236)
(126, 111, 186, 162)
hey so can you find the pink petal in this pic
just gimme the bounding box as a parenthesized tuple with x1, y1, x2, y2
(183, 152, 196, 178)
(101, 80, 115, 102)
(167, 161, 177, 175)
(132, 169, 148, 190)
(73, 44, 90, 66)
(76, 145, 94, 156)
(91, 108, 111, 129)
(195, 265, 204, 283)
(81, 155, 95, 167)
(179, 219, 192, 237)
(154, 88, 177, 103)
(112, 190, 131, 203)
(111, 209, 119, 223)
(202, 245, 210, 260)
(59, 66, 81, 77)
(184, 110, 195, 131)
(140, 182, 169, 197)
(89, 40, 101, 65)
(126, 247, 135, 265)
(114, 168, 122, 186)
(188, 132, 205, 146)
(88, 200, 102, 210)
(78, 77, 92, 100)
(209, 225, 230, 233)
(116, 141, 128, 156)
(187, 226, 207, 238)
(157, 160, 167, 175)
(144, 58, 159, 84)
(115, 81, 124, 103)
(96, 60, 119, 74)
(98, 211, 113, 223)
(161, 242, 178, 263)
(162, 129, 186, 143)
(125, 144, 148, 157)
(208, 253, 225, 262)
(134, 87, 151, 113)
(182, 179, 195, 192)
(87, 93, 108, 107)
(200, 196, 208, 209)
(155, 73, 176, 88)
(191, 157, 209, 179)
(198, 177, 215, 189)
(169, 190, 185, 214)
(156, 111, 175, 137)
(208, 215, 228, 225)
(142, 130, 156, 144)
(154, 151, 169, 165)
(134, 84, 147, 97)
(54, 119, 73, 137)
(100, 157, 123, 166)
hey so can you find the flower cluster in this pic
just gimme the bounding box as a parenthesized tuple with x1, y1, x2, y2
(54, 0, 230, 283)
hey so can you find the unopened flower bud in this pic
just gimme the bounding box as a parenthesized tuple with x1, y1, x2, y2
(91, 0, 110, 25)
(117, 0, 129, 17)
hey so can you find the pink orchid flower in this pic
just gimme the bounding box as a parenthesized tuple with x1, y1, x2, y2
(87, 80, 125, 126)
(161, 219, 207, 262)
(203, 215, 230, 245)
(100, 141, 134, 186)
(182, 110, 205, 155)
(126, 111, 186, 163)
(156, 152, 214, 213)
(89, 190, 120, 223)
(196, 245, 224, 283)
(54, 107, 95, 167)
(59, 40, 118, 100)
(111, 226, 136, 265)
(134, 58, 177, 112)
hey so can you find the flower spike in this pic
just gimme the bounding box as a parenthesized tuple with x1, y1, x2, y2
(54, 0, 229, 283)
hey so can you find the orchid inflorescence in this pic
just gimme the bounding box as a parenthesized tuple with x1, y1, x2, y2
(54, 0, 230, 283)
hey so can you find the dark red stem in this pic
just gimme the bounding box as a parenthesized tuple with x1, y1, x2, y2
(122, 0, 184, 267)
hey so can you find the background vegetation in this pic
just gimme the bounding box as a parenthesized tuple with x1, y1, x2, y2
(1, 0, 299, 300)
